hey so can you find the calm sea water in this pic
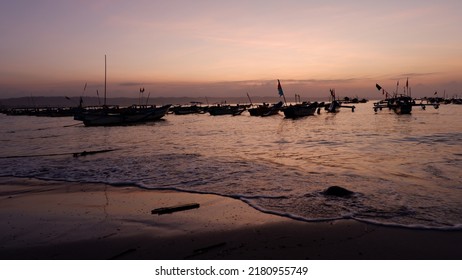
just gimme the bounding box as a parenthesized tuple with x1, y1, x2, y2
(1, 102, 461, 230)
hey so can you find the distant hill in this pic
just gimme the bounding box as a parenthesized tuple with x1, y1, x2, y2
(0, 95, 293, 108)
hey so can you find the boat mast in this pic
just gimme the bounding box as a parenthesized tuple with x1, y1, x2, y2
(246, 92, 253, 105)
(406, 78, 409, 97)
(104, 55, 107, 106)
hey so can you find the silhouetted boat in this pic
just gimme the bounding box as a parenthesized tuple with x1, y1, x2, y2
(170, 103, 206, 115)
(74, 104, 171, 126)
(248, 101, 283, 117)
(373, 95, 440, 114)
(282, 102, 319, 118)
(324, 89, 355, 113)
(374, 82, 439, 114)
(325, 100, 341, 113)
(73, 55, 171, 126)
(340, 96, 368, 103)
(452, 98, 462, 104)
(208, 104, 247, 116)
(387, 96, 413, 114)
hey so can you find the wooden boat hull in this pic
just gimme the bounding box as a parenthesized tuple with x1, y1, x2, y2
(170, 105, 205, 115)
(282, 102, 318, 118)
(392, 104, 412, 114)
(208, 105, 246, 116)
(75, 104, 171, 126)
(325, 101, 341, 113)
(373, 96, 415, 114)
(248, 101, 283, 117)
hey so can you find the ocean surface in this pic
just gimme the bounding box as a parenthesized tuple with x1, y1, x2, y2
(1, 102, 461, 230)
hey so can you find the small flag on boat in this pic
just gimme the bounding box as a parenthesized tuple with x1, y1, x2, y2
(376, 84, 382, 91)
(330, 89, 335, 99)
(83, 82, 87, 91)
(277, 79, 284, 96)
(434, 91, 438, 95)
(140, 87, 145, 93)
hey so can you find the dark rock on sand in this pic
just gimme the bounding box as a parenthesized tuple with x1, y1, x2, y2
(322, 186, 354, 197)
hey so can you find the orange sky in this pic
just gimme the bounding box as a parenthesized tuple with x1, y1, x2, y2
(1, 0, 461, 100)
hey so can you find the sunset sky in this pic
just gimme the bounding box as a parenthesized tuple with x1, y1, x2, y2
(1, 0, 461, 100)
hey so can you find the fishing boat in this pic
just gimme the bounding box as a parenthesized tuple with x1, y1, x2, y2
(341, 96, 368, 103)
(73, 56, 171, 126)
(170, 103, 206, 115)
(325, 100, 342, 113)
(373, 95, 413, 114)
(248, 101, 283, 117)
(75, 104, 171, 126)
(374, 81, 438, 114)
(281, 102, 319, 118)
(208, 104, 247, 116)
(324, 89, 355, 113)
(274, 79, 318, 118)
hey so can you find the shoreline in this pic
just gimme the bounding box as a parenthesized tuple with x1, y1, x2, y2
(1, 176, 462, 260)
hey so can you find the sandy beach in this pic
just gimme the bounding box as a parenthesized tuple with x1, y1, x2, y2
(1, 176, 461, 260)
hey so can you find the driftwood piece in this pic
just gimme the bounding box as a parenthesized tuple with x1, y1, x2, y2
(151, 203, 200, 215)
(0, 149, 117, 159)
(72, 149, 116, 157)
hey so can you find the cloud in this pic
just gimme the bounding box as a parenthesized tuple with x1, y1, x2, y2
(397, 72, 442, 78)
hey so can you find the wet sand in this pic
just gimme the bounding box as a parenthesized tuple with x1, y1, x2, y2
(1, 177, 462, 260)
